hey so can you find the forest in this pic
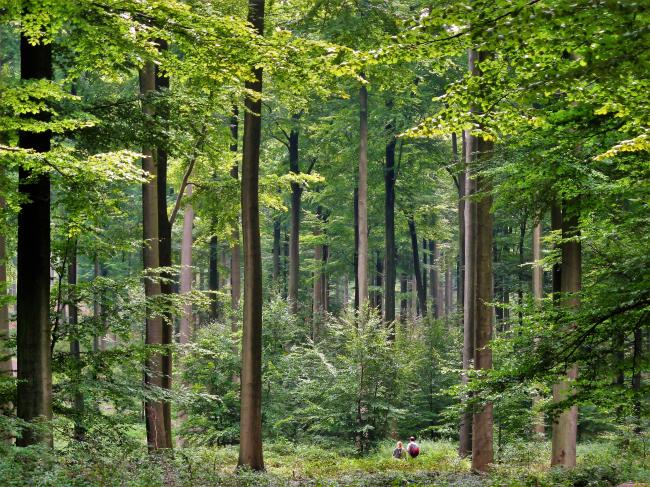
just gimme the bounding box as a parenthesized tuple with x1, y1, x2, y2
(0, 0, 648, 485)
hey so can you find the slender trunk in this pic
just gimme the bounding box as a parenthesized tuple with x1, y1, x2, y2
(231, 107, 241, 315)
(140, 62, 170, 450)
(282, 231, 289, 299)
(469, 49, 495, 474)
(430, 240, 442, 319)
(445, 261, 452, 318)
(68, 244, 85, 442)
(551, 203, 562, 302)
(408, 218, 427, 316)
(288, 127, 301, 314)
(357, 83, 369, 309)
(517, 217, 527, 326)
(532, 221, 545, 436)
(551, 199, 580, 468)
(272, 218, 281, 282)
(209, 235, 219, 320)
(410, 275, 417, 320)
(0, 187, 10, 381)
(16, 32, 53, 448)
(312, 213, 323, 340)
(322, 240, 329, 313)
(632, 325, 642, 433)
(422, 239, 428, 309)
(399, 273, 408, 325)
(238, 0, 265, 470)
(459, 130, 476, 458)
(179, 184, 194, 345)
(354, 186, 359, 310)
(384, 137, 397, 325)
(92, 256, 101, 352)
(455, 132, 465, 312)
(373, 251, 383, 313)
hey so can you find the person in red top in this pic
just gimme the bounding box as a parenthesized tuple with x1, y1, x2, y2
(406, 436, 420, 458)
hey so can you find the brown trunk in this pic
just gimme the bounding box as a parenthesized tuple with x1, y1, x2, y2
(179, 184, 194, 344)
(288, 127, 301, 314)
(16, 32, 53, 448)
(312, 216, 323, 340)
(373, 251, 383, 313)
(551, 203, 562, 302)
(357, 83, 369, 309)
(209, 235, 219, 320)
(384, 137, 397, 325)
(532, 221, 545, 436)
(551, 199, 580, 468)
(140, 61, 170, 450)
(469, 49, 494, 474)
(399, 273, 408, 324)
(455, 132, 465, 311)
(430, 240, 442, 319)
(272, 218, 281, 282)
(445, 261, 452, 319)
(238, 0, 265, 470)
(353, 186, 359, 310)
(68, 244, 85, 441)
(322, 241, 329, 313)
(422, 239, 428, 309)
(459, 130, 476, 458)
(408, 219, 427, 316)
(0, 186, 10, 381)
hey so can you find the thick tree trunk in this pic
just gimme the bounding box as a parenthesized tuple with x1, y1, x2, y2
(384, 137, 397, 325)
(459, 130, 476, 458)
(68, 245, 85, 441)
(140, 61, 170, 450)
(408, 218, 427, 316)
(288, 127, 301, 314)
(238, 0, 265, 470)
(532, 221, 545, 436)
(357, 83, 369, 309)
(469, 49, 495, 474)
(209, 235, 219, 320)
(551, 200, 580, 468)
(154, 47, 173, 447)
(16, 32, 53, 448)
(179, 184, 194, 345)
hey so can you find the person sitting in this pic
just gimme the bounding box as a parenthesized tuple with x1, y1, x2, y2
(406, 436, 420, 458)
(392, 441, 405, 459)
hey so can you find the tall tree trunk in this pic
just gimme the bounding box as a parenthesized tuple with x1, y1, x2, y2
(209, 235, 219, 320)
(322, 239, 329, 313)
(68, 243, 85, 441)
(282, 231, 289, 299)
(353, 186, 359, 310)
(154, 42, 173, 446)
(532, 221, 545, 436)
(455, 132, 465, 311)
(459, 130, 476, 458)
(140, 61, 170, 450)
(551, 200, 580, 468)
(312, 214, 323, 340)
(238, 0, 265, 470)
(272, 218, 281, 282)
(16, 31, 53, 448)
(408, 218, 427, 316)
(517, 217, 527, 327)
(288, 126, 301, 314)
(469, 49, 495, 474)
(384, 137, 397, 325)
(399, 273, 408, 326)
(179, 184, 194, 344)
(429, 240, 442, 319)
(0, 186, 10, 383)
(445, 260, 452, 319)
(422, 239, 428, 309)
(230, 107, 241, 315)
(551, 203, 562, 302)
(357, 82, 369, 309)
(373, 252, 383, 313)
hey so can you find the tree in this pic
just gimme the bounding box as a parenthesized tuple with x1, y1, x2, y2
(16, 30, 53, 448)
(357, 82, 369, 309)
(238, 0, 265, 471)
(179, 184, 194, 344)
(384, 136, 397, 326)
(288, 124, 301, 315)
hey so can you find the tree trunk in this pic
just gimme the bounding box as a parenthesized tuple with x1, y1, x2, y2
(272, 218, 281, 282)
(384, 137, 397, 325)
(422, 239, 428, 310)
(68, 244, 85, 441)
(408, 218, 427, 316)
(312, 215, 323, 340)
(288, 127, 301, 314)
(16, 32, 53, 448)
(399, 273, 408, 326)
(469, 49, 495, 474)
(373, 251, 383, 313)
(179, 184, 194, 345)
(140, 61, 170, 450)
(532, 221, 545, 436)
(357, 83, 369, 309)
(238, 0, 265, 470)
(459, 130, 476, 459)
(430, 240, 442, 319)
(551, 199, 580, 468)
(445, 261, 452, 319)
(322, 240, 329, 313)
(455, 132, 465, 312)
(0, 186, 10, 381)
(209, 235, 219, 320)
(354, 186, 359, 310)
(517, 217, 527, 327)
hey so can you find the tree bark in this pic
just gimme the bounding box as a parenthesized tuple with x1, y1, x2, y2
(179, 184, 194, 345)
(68, 244, 85, 441)
(455, 132, 465, 312)
(532, 221, 545, 436)
(459, 130, 476, 458)
(209, 235, 219, 320)
(354, 186, 359, 310)
(16, 32, 53, 448)
(0, 186, 10, 381)
(312, 211, 324, 340)
(408, 218, 427, 316)
(384, 137, 397, 325)
(551, 199, 580, 468)
(469, 49, 495, 474)
(430, 240, 442, 319)
(288, 126, 301, 314)
(357, 83, 369, 309)
(238, 0, 265, 470)
(399, 273, 408, 326)
(140, 61, 170, 450)
(272, 218, 281, 282)
(422, 239, 428, 309)
(445, 260, 452, 319)
(230, 107, 241, 315)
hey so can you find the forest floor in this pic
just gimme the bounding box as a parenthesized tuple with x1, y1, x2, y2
(2, 439, 649, 486)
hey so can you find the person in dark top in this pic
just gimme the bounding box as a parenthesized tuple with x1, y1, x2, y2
(392, 441, 405, 459)
(406, 436, 420, 458)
